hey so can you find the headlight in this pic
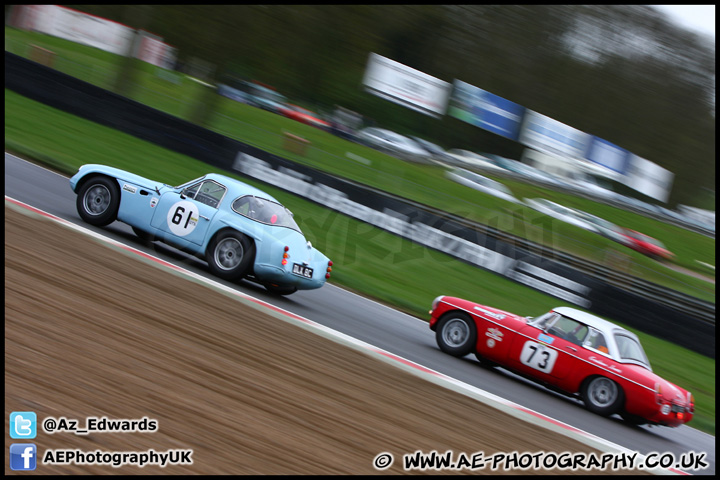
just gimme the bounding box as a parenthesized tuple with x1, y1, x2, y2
(430, 295, 445, 313)
(660, 404, 671, 415)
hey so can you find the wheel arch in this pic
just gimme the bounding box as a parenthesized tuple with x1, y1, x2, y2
(441, 308, 483, 348)
(580, 373, 626, 416)
(432, 307, 473, 330)
(73, 172, 120, 194)
(207, 226, 257, 262)
(579, 372, 628, 398)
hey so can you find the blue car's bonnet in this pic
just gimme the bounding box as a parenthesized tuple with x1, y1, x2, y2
(71, 164, 164, 192)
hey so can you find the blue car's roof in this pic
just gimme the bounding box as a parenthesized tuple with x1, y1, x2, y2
(203, 173, 281, 204)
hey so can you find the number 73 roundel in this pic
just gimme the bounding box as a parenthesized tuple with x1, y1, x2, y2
(520, 340, 558, 374)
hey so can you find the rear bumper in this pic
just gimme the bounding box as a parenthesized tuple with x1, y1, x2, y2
(254, 263, 326, 290)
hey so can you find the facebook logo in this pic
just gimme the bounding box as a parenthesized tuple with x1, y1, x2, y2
(10, 444, 37, 471)
(10, 411, 37, 439)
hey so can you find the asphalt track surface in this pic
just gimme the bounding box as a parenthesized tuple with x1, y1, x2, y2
(4, 153, 715, 474)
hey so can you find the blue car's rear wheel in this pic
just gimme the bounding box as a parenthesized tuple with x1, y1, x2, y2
(76, 176, 120, 227)
(206, 230, 255, 281)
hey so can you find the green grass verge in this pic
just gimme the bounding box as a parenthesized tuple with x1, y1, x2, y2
(5, 88, 714, 435)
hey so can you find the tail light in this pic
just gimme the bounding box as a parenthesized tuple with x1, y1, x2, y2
(281, 246, 289, 266)
(325, 260, 333, 279)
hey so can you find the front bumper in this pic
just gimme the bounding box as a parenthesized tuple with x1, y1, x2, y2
(645, 403, 693, 427)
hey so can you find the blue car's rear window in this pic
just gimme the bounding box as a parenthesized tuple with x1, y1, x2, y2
(232, 195, 301, 233)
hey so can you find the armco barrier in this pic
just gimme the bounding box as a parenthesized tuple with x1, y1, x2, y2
(5, 51, 714, 358)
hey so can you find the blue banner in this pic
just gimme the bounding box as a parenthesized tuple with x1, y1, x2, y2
(585, 137, 630, 175)
(448, 80, 525, 140)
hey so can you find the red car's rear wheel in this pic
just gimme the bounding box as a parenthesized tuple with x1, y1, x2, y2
(581, 376, 624, 416)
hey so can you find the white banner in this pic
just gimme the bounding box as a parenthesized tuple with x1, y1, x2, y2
(136, 32, 177, 69)
(13, 5, 174, 66)
(17, 5, 135, 56)
(518, 110, 591, 160)
(362, 53, 452, 117)
(623, 155, 674, 203)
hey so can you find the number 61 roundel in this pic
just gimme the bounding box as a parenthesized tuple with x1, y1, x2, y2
(520, 340, 558, 374)
(166, 200, 199, 237)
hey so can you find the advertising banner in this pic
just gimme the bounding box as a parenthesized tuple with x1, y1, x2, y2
(448, 80, 526, 140)
(14, 5, 135, 56)
(362, 53, 452, 118)
(585, 136, 630, 176)
(518, 110, 591, 160)
(136, 32, 177, 69)
(12, 5, 173, 65)
(624, 155, 674, 203)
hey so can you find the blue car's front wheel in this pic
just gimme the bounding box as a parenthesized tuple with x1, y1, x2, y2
(76, 175, 120, 227)
(206, 230, 255, 281)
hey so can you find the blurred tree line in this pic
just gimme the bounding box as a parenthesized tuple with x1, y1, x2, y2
(68, 5, 714, 208)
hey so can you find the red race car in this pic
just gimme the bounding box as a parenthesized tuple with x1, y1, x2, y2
(621, 229, 674, 260)
(278, 104, 330, 130)
(429, 296, 694, 427)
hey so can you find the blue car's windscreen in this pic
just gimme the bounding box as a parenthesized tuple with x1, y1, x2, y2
(232, 195, 301, 233)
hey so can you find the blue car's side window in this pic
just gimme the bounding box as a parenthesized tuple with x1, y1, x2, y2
(182, 180, 226, 209)
(182, 183, 200, 199)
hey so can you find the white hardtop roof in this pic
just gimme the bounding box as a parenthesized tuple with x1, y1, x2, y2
(552, 307, 634, 337)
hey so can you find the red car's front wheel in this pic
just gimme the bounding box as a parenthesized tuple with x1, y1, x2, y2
(435, 312, 477, 357)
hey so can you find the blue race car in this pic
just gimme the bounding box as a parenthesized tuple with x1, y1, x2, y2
(70, 164, 332, 295)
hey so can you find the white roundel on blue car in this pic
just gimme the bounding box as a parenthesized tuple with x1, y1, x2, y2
(166, 200, 199, 236)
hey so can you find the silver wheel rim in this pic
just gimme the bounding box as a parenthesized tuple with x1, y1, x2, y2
(83, 184, 111, 215)
(588, 377, 618, 408)
(214, 237, 244, 271)
(442, 318, 470, 348)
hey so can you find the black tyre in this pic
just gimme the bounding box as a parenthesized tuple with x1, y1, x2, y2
(474, 352, 498, 368)
(620, 412, 648, 426)
(206, 230, 255, 281)
(76, 176, 120, 226)
(581, 376, 624, 416)
(265, 284, 298, 296)
(132, 227, 154, 242)
(435, 312, 477, 357)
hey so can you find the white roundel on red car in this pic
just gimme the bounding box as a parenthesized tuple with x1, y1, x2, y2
(520, 340, 559, 374)
(166, 200, 199, 236)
